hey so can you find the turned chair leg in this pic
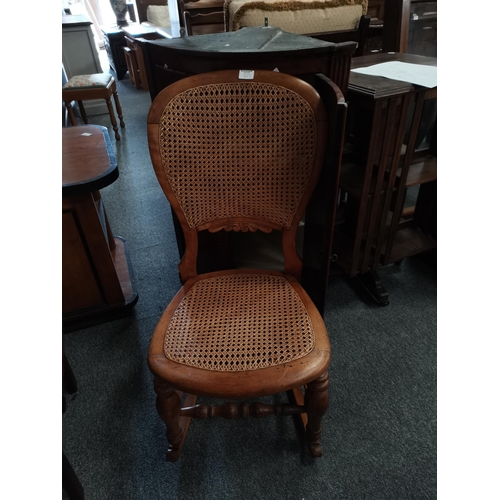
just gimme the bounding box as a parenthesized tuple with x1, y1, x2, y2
(64, 101, 77, 126)
(105, 97, 121, 140)
(153, 377, 183, 462)
(304, 371, 329, 457)
(112, 89, 125, 128)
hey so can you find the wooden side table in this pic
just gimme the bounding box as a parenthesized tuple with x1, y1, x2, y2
(62, 125, 138, 330)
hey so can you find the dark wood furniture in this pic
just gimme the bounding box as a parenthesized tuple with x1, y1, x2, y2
(139, 26, 357, 99)
(138, 27, 353, 314)
(123, 24, 171, 90)
(62, 125, 138, 331)
(101, 24, 129, 80)
(407, 1, 436, 58)
(123, 45, 138, 86)
(101, 23, 167, 81)
(178, 0, 225, 36)
(62, 74, 125, 140)
(332, 52, 436, 304)
(147, 69, 347, 461)
(365, 0, 436, 56)
(382, 0, 436, 55)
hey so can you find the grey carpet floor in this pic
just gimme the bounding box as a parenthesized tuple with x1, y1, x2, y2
(62, 68, 437, 500)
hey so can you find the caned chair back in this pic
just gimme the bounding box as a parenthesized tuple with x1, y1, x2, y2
(148, 70, 327, 281)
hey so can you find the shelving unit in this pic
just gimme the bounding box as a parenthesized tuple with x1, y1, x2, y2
(331, 52, 436, 304)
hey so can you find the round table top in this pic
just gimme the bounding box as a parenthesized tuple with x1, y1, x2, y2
(62, 125, 118, 196)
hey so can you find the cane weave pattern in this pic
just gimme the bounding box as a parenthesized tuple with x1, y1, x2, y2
(158, 82, 317, 229)
(163, 274, 315, 371)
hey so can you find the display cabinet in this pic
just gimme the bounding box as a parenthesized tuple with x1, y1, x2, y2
(331, 52, 436, 304)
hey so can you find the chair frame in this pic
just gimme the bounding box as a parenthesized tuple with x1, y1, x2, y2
(177, 0, 225, 36)
(147, 70, 346, 461)
(62, 77, 125, 140)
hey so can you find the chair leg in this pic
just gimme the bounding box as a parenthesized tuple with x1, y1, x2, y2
(304, 371, 329, 457)
(62, 452, 84, 500)
(112, 90, 125, 128)
(105, 98, 121, 140)
(64, 101, 78, 126)
(77, 100, 88, 124)
(153, 377, 183, 462)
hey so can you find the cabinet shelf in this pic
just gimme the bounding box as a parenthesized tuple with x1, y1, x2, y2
(402, 155, 437, 187)
(383, 226, 436, 264)
(336, 53, 436, 300)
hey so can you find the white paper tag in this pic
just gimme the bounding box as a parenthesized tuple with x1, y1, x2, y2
(238, 70, 254, 80)
(273, 67, 279, 72)
(81, 133, 92, 136)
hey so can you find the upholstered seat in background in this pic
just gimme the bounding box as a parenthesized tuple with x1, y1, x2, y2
(141, 4, 172, 28)
(224, 0, 370, 55)
(62, 74, 125, 140)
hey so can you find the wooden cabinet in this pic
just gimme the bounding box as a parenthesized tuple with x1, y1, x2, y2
(139, 26, 357, 99)
(331, 52, 436, 304)
(381, 0, 437, 56)
(407, 1, 437, 58)
(139, 28, 353, 315)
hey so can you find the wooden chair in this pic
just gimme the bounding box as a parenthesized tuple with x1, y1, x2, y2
(123, 46, 139, 88)
(62, 74, 125, 140)
(147, 69, 337, 461)
(177, 0, 225, 36)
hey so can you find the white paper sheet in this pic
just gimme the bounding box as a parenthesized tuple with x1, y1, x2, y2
(351, 61, 437, 88)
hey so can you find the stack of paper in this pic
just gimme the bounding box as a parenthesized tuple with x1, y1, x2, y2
(351, 61, 437, 88)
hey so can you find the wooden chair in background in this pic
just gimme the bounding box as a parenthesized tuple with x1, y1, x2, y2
(177, 0, 225, 36)
(123, 35, 150, 91)
(123, 45, 139, 88)
(146, 69, 345, 461)
(62, 74, 125, 140)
